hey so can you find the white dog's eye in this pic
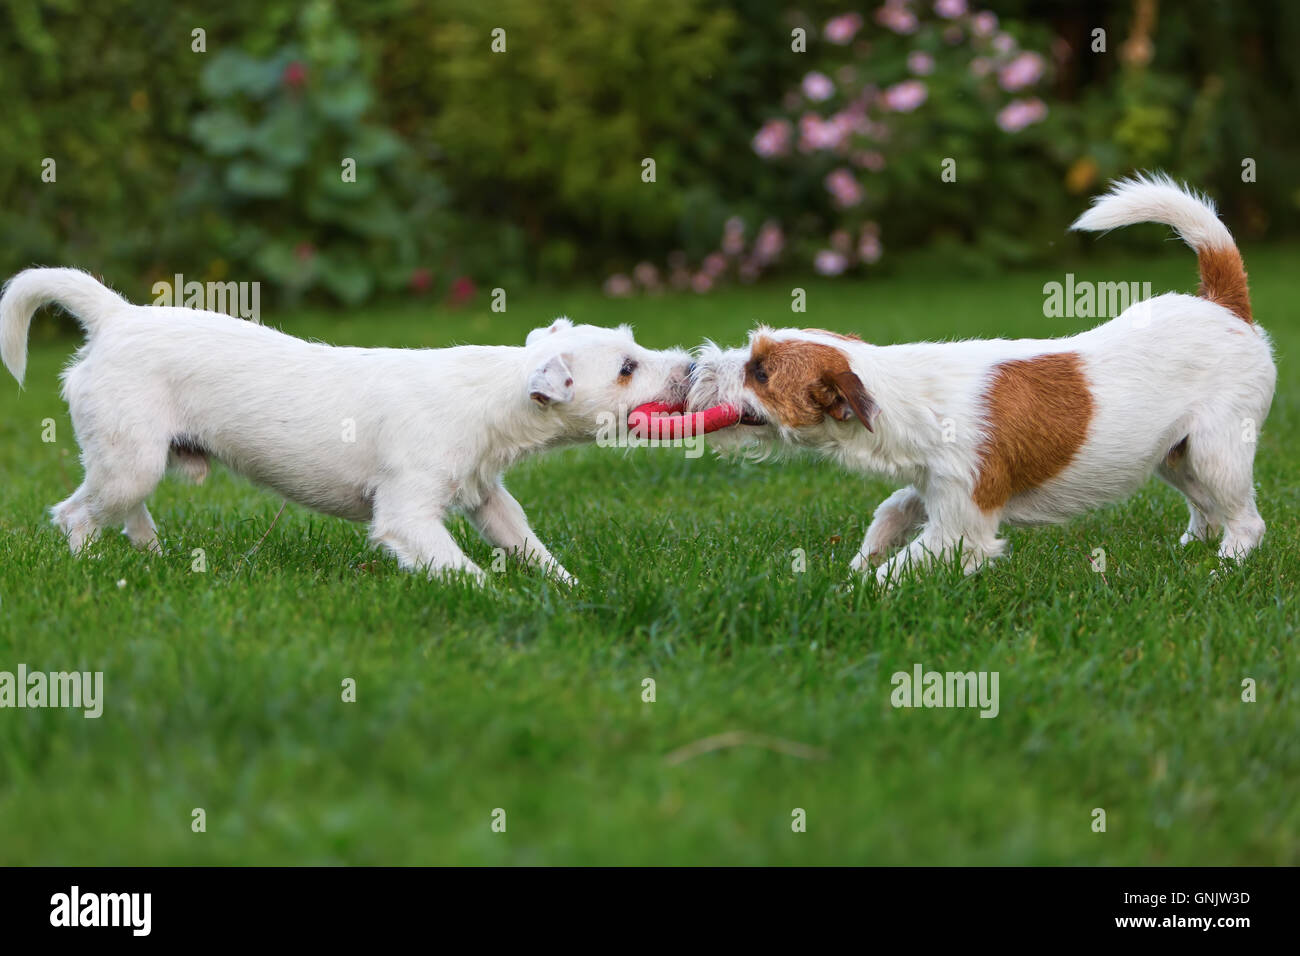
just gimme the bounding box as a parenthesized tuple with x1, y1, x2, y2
(619, 358, 638, 378)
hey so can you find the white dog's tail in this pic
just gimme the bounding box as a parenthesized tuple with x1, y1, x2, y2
(1070, 172, 1252, 323)
(0, 268, 127, 385)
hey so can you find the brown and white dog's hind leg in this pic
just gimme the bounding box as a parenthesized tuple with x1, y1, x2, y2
(1156, 440, 1220, 547)
(851, 485, 927, 571)
(871, 483, 1005, 587)
(1188, 420, 1266, 561)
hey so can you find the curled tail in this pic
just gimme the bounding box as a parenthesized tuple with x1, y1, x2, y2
(0, 268, 127, 386)
(1070, 172, 1252, 323)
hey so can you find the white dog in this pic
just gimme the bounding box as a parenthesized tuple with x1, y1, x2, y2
(688, 175, 1275, 585)
(1, 268, 692, 583)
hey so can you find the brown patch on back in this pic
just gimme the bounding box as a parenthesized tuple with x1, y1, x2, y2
(1197, 245, 1252, 323)
(803, 328, 863, 342)
(973, 353, 1093, 512)
(748, 336, 875, 428)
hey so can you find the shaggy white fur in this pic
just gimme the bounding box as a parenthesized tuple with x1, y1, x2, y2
(1, 269, 692, 583)
(689, 176, 1275, 586)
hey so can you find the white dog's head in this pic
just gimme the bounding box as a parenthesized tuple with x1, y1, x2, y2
(687, 327, 878, 454)
(523, 318, 692, 437)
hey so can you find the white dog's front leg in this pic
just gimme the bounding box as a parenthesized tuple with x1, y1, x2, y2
(370, 486, 484, 583)
(469, 482, 575, 586)
(850, 485, 927, 572)
(869, 488, 1004, 588)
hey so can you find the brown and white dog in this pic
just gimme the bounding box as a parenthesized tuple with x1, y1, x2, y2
(688, 175, 1276, 585)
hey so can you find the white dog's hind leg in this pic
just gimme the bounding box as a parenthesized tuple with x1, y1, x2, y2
(851, 485, 926, 572)
(468, 482, 575, 586)
(51, 487, 99, 553)
(56, 429, 167, 554)
(369, 486, 485, 582)
(121, 503, 162, 553)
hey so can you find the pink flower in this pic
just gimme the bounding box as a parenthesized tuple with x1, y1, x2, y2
(935, 0, 967, 17)
(753, 221, 784, 264)
(603, 274, 634, 297)
(814, 250, 849, 276)
(996, 97, 1048, 133)
(969, 57, 993, 78)
(858, 225, 883, 264)
(738, 259, 761, 283)
(863, 118, 891, 141)
(993, 32, 1016, 54)
(943, 25, 963, 44)
(409, 267, 433, 293)
(830, 108, 868, 140)
(824, 13, 864, 44)
(971, 11, 998, 37)
(283, 61, 308, 90)
(702, 252, 728, 277)
(722, 216, 746, 257)
(633, 262, 659, 289)
(998, 51, 1045, 91)
(908, 51, 935, 75)
(691, 273, 714, 294)
(798, 112, 843, 152)
(882, 79, 928, 112)
(853, 149, 887, 172)
(802, 71, 835, 102)
(447, 275, 476, 306)
(825, 168, 864, 208)
(875, 3, 919, 35)
(752, 118, 792, 158)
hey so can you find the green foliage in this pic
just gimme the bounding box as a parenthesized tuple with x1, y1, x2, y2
(1, 0, 1298, 301)
(0, 0, 215, 289)
(747, 8, 1063, 274)
(370, 0, 739, 277)
(187, 1, 450, 304)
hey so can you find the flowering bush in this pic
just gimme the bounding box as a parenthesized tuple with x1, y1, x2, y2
(752, 1, 1062, 273)
(605, 0, 1062, 294)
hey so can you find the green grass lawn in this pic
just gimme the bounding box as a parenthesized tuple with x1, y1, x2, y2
(1, 246, 1296, 864)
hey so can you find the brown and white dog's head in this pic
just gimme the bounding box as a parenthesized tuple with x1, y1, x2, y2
(687, 327, 879, 451)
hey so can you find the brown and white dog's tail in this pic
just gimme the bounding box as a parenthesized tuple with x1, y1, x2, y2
(1070, 172, 1251, 323)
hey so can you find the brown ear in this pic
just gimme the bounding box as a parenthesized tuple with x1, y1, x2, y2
(822, 370, 878, 431)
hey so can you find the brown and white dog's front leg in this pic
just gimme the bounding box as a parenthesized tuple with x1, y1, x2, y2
(469, 481, 576, 586)
(851, 485, 927, 571)
(869, 483, 1005, 587)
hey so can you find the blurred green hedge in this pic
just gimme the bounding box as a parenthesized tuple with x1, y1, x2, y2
(1, 0, 1296, 305)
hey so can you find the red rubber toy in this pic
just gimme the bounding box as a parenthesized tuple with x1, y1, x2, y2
(628, 401, 740, 440)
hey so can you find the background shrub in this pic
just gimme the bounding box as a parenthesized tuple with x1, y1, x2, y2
(1, 0, 1297, 305)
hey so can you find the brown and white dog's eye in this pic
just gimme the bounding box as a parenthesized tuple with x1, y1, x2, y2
(751, 362, 769, 385)
(619, 358, 638, 378)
